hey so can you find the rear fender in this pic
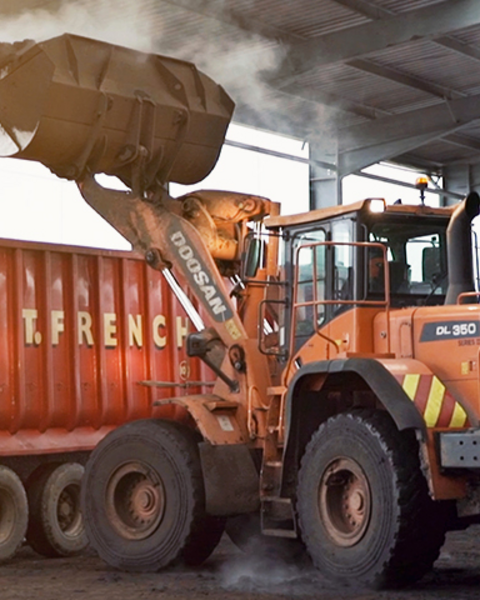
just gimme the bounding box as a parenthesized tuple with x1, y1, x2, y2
(284, 358, 425, 444)
(282, 358, 469, 500)
(279, 358, 425, 499)
(378, 357, 473, 428)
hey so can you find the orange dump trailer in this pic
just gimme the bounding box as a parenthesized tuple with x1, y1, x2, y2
(0, 236, 211, 561)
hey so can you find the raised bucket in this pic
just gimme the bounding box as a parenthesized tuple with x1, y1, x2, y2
(0, 34, 234, 188)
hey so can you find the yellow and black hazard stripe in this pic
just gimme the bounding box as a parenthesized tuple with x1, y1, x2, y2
(395, 374, 469, 428)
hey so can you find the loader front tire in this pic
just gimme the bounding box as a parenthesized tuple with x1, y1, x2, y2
(81, 419, 224, 571)
(297, 410, 446, 589)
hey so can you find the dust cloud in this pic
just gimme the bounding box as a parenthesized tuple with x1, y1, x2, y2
(218, 551, 329, 598)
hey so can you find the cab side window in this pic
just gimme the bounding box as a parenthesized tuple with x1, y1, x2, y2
(293, 230, 326, 339)
(332, 220, 354, 302)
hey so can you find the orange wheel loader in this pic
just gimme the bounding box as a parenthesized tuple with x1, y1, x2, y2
(1, 33, 480, 589)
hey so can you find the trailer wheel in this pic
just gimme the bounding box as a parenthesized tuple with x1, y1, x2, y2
(26, 462, 86, 557)
(297, 409, 446, 589)
(0, 466, 28, 561)
(81, 419, 224, 571)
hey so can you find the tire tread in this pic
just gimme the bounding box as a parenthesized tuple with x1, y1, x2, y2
(82, 419, 223, 571)
(298, 409, 446, 588)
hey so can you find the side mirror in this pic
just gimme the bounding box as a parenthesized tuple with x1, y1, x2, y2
(243, 237, 263, 278)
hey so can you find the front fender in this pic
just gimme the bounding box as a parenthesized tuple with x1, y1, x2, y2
(153, 394, 250, 445)
(153, 395, 259, 515)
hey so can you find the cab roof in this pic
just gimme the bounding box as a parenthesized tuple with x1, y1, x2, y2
(264, 198, 456, 230)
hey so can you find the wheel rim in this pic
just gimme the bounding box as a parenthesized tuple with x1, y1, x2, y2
(57, 483, 83, 539)
(319, 457, 371, 547)
(0, 487, 16, 544)
(105, 462, 166, 540)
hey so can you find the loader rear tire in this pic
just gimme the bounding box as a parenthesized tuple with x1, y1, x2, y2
(0, 466, 28, 561)
(81, 419, 224, 571)
(26, 462, 87, 557)
(297, 410, 446, 589)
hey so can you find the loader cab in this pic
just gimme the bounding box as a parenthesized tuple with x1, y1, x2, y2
(362, 206, 450, 306)
(259, 199, 452, 358)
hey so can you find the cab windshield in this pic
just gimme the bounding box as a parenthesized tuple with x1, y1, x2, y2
(368, 219, 448, 301)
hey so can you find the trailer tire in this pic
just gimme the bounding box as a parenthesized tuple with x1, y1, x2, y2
(297, 409, 446, 589)
(0, 465, 28, 561)
(26, 462, 86, 557)
(81, 419, 224, 571)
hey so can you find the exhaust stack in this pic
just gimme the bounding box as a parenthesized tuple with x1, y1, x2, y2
(0, 34, 234, 190)
(445, 191, 480, 304)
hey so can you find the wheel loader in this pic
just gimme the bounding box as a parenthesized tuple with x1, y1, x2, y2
(2, 33, 480, 588)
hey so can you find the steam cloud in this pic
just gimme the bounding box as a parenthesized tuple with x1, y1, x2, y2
(0, 0, 157, 52)
(0, 0, 335, 142)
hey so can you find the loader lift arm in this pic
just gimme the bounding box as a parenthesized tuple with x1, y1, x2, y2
(77, 174, 273, 389)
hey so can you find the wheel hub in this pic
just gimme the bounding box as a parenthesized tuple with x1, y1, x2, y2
(106, 462, 166, 540)
(57, 484, 83, 537)
(319, 457, 371, 547)
(130, 480, 162, 521)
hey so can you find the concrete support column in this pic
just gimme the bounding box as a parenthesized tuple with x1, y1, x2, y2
(442, 163, 480, 206)
(309, 141, 339, 209)
(443, 164, 472, 206)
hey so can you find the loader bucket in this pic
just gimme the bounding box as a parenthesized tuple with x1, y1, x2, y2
(0, 34, 234, 188)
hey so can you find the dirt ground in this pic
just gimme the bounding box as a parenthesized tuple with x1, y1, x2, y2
(2, 526, 480, 600)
